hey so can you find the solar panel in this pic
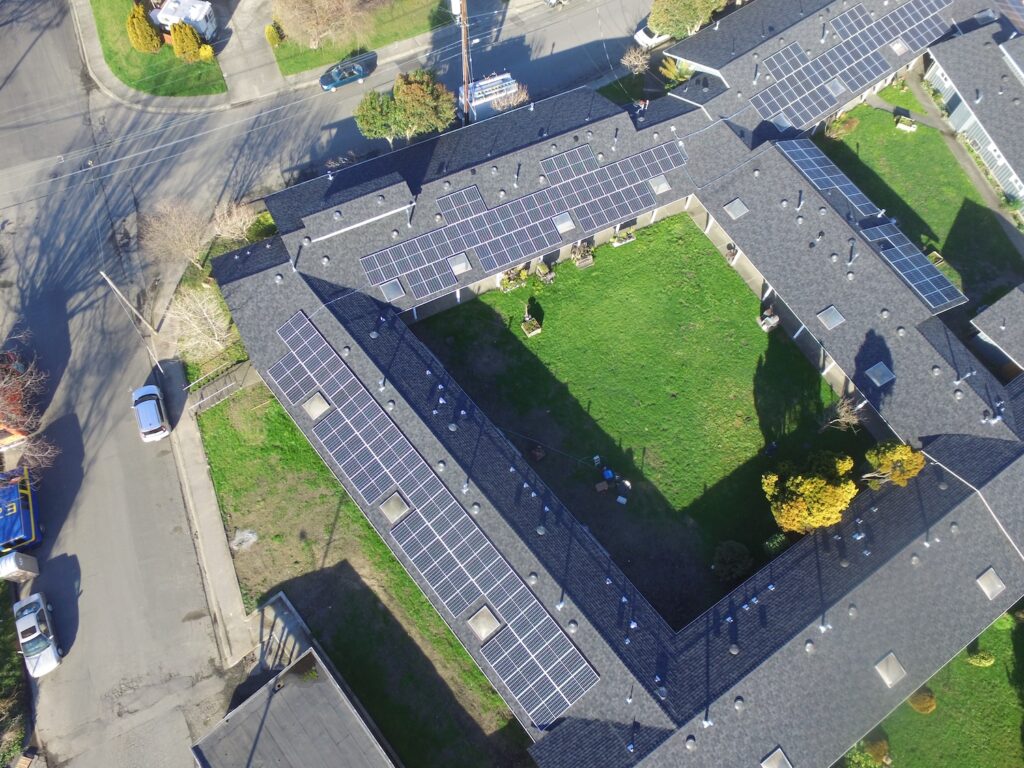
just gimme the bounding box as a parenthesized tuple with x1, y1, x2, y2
(831, 4, 872, 38)
(267, 352, 315, 405)
(749, 0, 952, 128)
(360, 141, 687, 294)
(763, 42, 810, 80)
(859, 221, 967, 311)
(777, 139, 881, 219)
(437, 186, 487, 220)
(268, 311, 600, 728)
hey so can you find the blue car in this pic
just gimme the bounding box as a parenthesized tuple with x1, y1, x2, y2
(319, 62, 366, 92)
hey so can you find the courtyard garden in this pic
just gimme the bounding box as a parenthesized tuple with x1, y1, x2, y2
(197, 384, 530, 768)
(814, 102, 1023, 304)
(842, 609, 1024, 768)
(414, 214, 871, 627)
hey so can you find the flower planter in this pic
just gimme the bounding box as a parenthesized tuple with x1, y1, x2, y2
(611, 234, 636, 247)
(574, 254, 595, 269)
(521, 319, 542, 337)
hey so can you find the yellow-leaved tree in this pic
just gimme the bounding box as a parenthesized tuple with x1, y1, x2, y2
(763, 452, 858, 534)
(863, 442, 926, 488)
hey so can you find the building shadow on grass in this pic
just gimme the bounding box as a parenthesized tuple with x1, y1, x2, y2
(815, 132, 1024, 309)
(1007, 600, 1024, 752)
(256, 559, 533, 768)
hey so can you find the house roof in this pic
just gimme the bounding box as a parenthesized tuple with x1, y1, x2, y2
(211, 2, 1024, 765)
(972, 285, 1024, 367)
(191, 648, 395, 768)
(928, 16, 1024, 180)
(664, 0, 956, 132)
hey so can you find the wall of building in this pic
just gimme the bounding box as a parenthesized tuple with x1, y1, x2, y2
(925, 60, 1024, 200)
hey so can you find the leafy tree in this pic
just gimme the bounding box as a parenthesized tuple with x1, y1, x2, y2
(621, 46, 650, 76)
(649, 0, 721, 39)
(658, 56, 691, 87)
(355, 91, 402, 149)
(763, 452, 858, 534)
(170, 21, 202, 63)
(394, 69, 455, 141)
(863, 442, 926, 488)
(126, 3, 162, 54)
(711, 540, 753, 583)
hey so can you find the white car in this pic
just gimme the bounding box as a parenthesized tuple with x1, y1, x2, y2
(14, 593, 62, 678)
(132, 384, 170, 443)
(634, 23, 671, 49)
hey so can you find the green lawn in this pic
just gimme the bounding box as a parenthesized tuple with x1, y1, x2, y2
(273, 0, 452, 76)
(415, 215, 869, 626)
(876, 78, 926, 114)
(597, 74, 647, 105)
(90, 0, 225, 95)
(198, 386, 529, 767)
(0, 590, 25, 765)
(845, 613, 1024, 768)
(815, 105, 1023, 302)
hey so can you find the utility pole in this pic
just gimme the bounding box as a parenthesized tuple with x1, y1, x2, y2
(99, 270, 164, 374)
(460, 0, 471, 124)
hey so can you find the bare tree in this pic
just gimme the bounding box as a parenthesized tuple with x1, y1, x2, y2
(139, 200, 210, 269)
(621, 46, 650, 76)
(167, 285, 235, 361)
(273, 0, 370, 49)
(491, 83, 530, 112)
(0, 350, 47, 433)
(18, 434, 60, 470)
(213, 201, 257, 243)
(819, 396, 861, 433)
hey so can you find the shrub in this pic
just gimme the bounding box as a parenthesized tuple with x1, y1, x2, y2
(908, 686, 937, 714)
(126, 3, 162, 53)
(995, 612, 1016, 630)
(844, 748, 878, 768)
(763, 532, 789, 557)
(862, 735, 890, 764)
(265, 22, 283, 47)
(966, 649, 996, 667)
(711, 541, 753, 583)
(198, 43, 215, 61)
(170, 21, 202, 62)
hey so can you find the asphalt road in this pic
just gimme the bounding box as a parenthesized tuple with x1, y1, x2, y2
(0, 0, 650, 763)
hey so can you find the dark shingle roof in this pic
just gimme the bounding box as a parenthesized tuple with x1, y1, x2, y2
(213, 19, 1024, 764)
(972, 284, 1024, 367)
(928, 17, 1024, 178)
(192, 649, 395, 768)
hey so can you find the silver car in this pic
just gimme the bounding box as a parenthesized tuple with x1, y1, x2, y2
(132, 384, 170, 442)
(14, 592, 62, 677)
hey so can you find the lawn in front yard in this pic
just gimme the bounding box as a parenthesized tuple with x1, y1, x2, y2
(815, 105, 1023, 302)
(90, 0, 225, 96)
(414, 214, 870, 627)
(842, 611, 1024, 768)
(876, 78, 926, 114)
(273, 0, 452, 76)
(597, 74, 647, 105)
(197, 385, 530, 768)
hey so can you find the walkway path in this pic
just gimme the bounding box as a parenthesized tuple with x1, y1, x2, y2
(217, 0, 287, 105)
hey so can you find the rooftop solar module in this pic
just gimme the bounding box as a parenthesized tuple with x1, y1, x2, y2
(266, 311, 600, 729)
(777, 139, 881, 219)
(763, 42, 810, 80)
(749, 0, 952, 128)
(360, 141, 687, 299)
(859, 221, 967, 312)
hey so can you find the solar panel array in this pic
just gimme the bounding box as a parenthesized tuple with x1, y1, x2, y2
(860, 221, 967, 311)
(266, 312, 600, 729)
(360, 141, 687, 299)
(750, 0, 951, 127)
(777, 139, 881, 219)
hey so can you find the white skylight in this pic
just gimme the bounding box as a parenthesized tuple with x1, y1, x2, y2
(379, 492, 410, 525)
(761, 747, 794, 768)
(724, 197, 749, 220)
(649, 174, 671, 195)
(875, 652, 907, 688)
(817, 305, 846, 330)
(553, 212, 576, 234)
(380, 278, 406, 302)
(448, 252, 472, 275)
(977, 567, 1006, 600)
(866, 361, 896, 387)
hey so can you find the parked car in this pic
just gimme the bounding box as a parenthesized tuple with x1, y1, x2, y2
(131, 385, 170, 443)
(634, 21, 671, 49)
(319, 62, 366, 92)
(13, 592, 62, 677)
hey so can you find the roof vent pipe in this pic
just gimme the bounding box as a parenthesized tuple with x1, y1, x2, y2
(975, 89, 983, 104)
